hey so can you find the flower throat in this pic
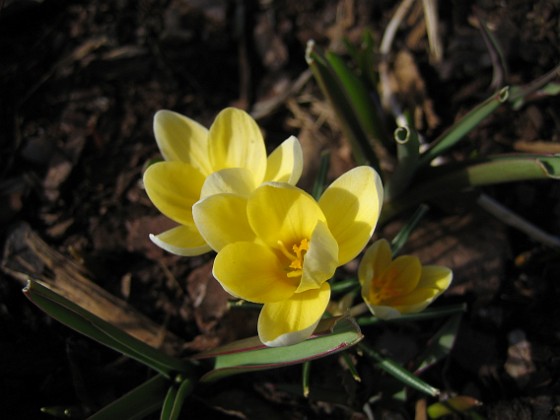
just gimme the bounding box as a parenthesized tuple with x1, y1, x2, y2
(278, 239, 309, 278)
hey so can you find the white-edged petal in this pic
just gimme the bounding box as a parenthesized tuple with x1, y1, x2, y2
(193, 193, 255, 252)
(258, 283, 331, 347)
(208, 108, 267, 183)
(264, 136, 303, 185)
(149, 225, 211, 256)
(319, 166, 384, 265)
(153, 110, 212, 175)
(200, 167, 256, 199)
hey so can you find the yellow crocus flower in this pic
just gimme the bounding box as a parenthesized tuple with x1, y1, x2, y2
(143, 107, 303, 256)
(359, 239, 452, 319)
(193, 166, 383, 346)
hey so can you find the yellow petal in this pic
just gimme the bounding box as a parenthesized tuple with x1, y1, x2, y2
(213, 242, 298, 303)
(153, 110, 212, 175)
(149, 225, 211, 256)
(208, 108, 266, 183)
(363, 303, 402, 320)
(143, 161, 205, 225)
(387, 265, 452, 314)
(319, 166, 384, 265)
(385, 288, 441, 314)
(364, 264, 451, 317)
(258, 283, 331, 347)
(264, 136, 303, 184)
(418, 265, 453, 292)
(358, 239, 393, 287)
(193, 193, 255, 252)
(296, 221, 339, 293)
(200, 168, 256, 199)
(380, 255, 422, 295)
(248, 183, 325, 248)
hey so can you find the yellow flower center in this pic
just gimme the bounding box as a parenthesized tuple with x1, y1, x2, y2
(278, 238, 309, 278)
(368, 266, 402, 304)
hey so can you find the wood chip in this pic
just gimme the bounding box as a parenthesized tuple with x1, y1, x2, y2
(1, 222, 184, 354)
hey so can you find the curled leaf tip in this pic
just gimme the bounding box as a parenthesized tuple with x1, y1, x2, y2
(394, 126, 411, 144)
(305, 39, 316, 64)
(498, 85, 510, 102)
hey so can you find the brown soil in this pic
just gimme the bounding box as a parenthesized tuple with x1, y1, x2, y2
(1, 1, 559, 419)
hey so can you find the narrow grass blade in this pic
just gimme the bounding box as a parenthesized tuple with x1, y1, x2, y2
(357, 304, 466, 326)
(419, 87, 509, 167)
(478, 193, 560, 248)
(161, 385, 178, 420)
(341, 351, 361, 382)
(414, 314, 462, 374)
(473, 7, 508, 89)
(88, 375, 167, 420)
(390, 204, 429, 256)
(40, 406, 85, 419)
(427, 395, 482, 418)
(422, 0, 443, 63)
(23, 279, 190, 378)
(511, 80, 560, 110)
(330, 278, 359, 295)
(343, 29, 379, 91)
(311, 150, 331, 200)
(276, 383, 356, 405)
(326, 51, 391, 149)
(302, 361, 311, 397)
(509, 64, 560, 109)
(381, 154, 560, 224)
(359, 342, 440, 397)
(196, 316, 363, 383)
(306, 41, 380, 171)
(385, 125, 421, 200)
(160, 376, 195, 420)
(300, 345, 361, 390)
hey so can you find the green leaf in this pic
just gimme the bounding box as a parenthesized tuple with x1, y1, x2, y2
(359, 342, 440, 397)
(88, 375, 167, 420)
(340, 350, 362, 382)
(306, 42, 380, 171)
(40, 406, 85, 419)
(196, 315, 363, 383)
(414, 314, 462, 374)
(23, 279, 190, 378)
(541, 82, 560, 95)
(427, 395, 482, 418)
(474, 10, 508, 88)
(357, 303, 466, 326)
(160, 376, 195, 420)
(227, 300, 262, 311)
(385, 126, 421, 200)
(509, 64, 560, 109)
(302, 361, 311, 397)
(511, 81, 560, 110)
(325, 51, 391, 150)
(275, 383, 355, 405)
(357, 30, 380, 91)
(342, 30, 378, 88)
(381, 154, 560, 224)
(311, 150, 331, 200)
(390, 204, 429, 256)
(419, 87, 509, 167)
(330, 278, 359, 295)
